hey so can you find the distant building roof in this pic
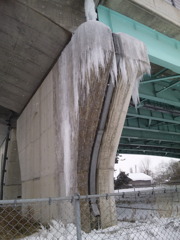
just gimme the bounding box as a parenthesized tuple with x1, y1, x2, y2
(128, 173, 153, 182)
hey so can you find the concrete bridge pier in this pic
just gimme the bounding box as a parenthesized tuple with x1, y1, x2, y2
(16, 21, 116, 225)
(96, 32, 150, 228)
(3, 129, 21, 199)
(7, 20, 150, 229)
(0, 127, 21, 200)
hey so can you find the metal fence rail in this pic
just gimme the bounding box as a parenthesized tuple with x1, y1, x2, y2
(0, 186, 179, 239)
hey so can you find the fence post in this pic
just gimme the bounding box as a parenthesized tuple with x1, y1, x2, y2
(74, 194, 82, 240)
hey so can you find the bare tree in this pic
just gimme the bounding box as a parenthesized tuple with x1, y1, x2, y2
(154, 160, 180, 184)
(139, 157, 152, 175)
(129, 167, 133, 173)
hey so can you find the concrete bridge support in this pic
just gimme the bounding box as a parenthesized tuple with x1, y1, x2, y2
(15, 20, 150, 227)
(0, 128, 21, 200)
(16, 21, 116, 225)
(96, 33, 150, 228)
(3, 129, 21, 199)
(16, 20, 116, 199)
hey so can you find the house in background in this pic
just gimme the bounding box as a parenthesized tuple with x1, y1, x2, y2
(128, 173, 153, 187)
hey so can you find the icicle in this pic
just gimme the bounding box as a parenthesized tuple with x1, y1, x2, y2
(55, 21, 150, 195)
(113, 32, 151, 106)
(55, 21, 116, 196)
(84, 0, 97, 21)
(71, 21, 117, 110)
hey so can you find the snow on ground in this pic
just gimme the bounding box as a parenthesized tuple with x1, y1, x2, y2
(21, 186, 180, 239)
(115, 186, 159, 193)
(21, 217, 180, 240)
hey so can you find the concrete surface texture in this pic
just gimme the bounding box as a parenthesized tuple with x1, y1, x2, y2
(102, 0, 180, 40)
(0, 0, 178, 229)
(0, 0, 179, 145)
(3, 129, 21, 199)
(97, 32, 150, 228)
(17, 20, 116, 199)
(15, 20, 151, 229)
(0, 0, 85, 114)
(1, 0, 179, 121)
(17, 69, 57, 199)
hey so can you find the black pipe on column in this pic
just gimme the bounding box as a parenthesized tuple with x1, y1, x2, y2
(0, 113, 13, 200)
(171, 0, 176, 7)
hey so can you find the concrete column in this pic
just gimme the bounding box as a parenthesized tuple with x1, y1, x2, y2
(16, 21, 116, 225)
(17, 72, 58, 199)
(3, 129, 21, 199)
(97, 32, 150, 228)
(0, 139, 6, 198)
(97, 77, 135, 228)
(16, 20, 150, 228)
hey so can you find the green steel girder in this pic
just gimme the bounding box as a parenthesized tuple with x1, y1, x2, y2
(119, 136, 180, 158)
(141, 75, 180, 84)
(122, 127, 180, 143)
(119, 144, 180, 154)
(139, 70, 180, 108)
(98, 5, 180, 107)
(120, 138, 180, 149)
(125, 117, 180, 133)
(152, 68, 168, 78)
(117, 149, 180, 158)
(97, 5, 180, 74)
(156, 81, 180, 95)
(127, 107, 180, 125)
(139, 93, 180, 108)
(98, 5, 180, 158)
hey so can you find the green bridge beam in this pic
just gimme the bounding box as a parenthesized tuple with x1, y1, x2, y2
(127, 108, 180, 125)
(97, 5, 180, 74)
(117, 149, 180, 158)
(118, 148, 180, 157)
(141, 75, 180, 84)
(139, 93, 180, 108)
(122, 127, 180, 143)
(120, 138, 180, 149)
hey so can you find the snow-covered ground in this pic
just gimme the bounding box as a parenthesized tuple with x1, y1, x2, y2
(21, 217, 180, 240)
(115, 185, 177, 193)
(21, 186, 180, 239)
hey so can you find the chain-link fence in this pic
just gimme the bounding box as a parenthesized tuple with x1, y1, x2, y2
(0, 185, 179, 240)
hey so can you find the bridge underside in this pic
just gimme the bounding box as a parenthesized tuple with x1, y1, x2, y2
(98, 3, 180, 159)
(119, 63, 180, 159)
(0, 1, 179, 159)
(0, 0, 179, 206)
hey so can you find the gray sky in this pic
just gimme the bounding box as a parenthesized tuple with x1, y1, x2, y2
(114, 154, 179, 178)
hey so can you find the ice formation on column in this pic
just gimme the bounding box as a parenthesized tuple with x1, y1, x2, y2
(113, 32, 151, 106)
(55, 19, 150, 196)
(84, 0, 97, 21)
(54, 21, 116, 196)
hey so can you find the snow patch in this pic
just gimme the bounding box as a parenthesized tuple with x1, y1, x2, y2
(128, 173, 153, 182)
(84, 0, 97, 21)
(21, 218, 180, 240)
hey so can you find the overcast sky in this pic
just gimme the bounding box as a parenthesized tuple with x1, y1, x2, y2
(114, 154, 179, 178)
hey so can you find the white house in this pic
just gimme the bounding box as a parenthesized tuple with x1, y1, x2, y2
(128, 173, 153, 187)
